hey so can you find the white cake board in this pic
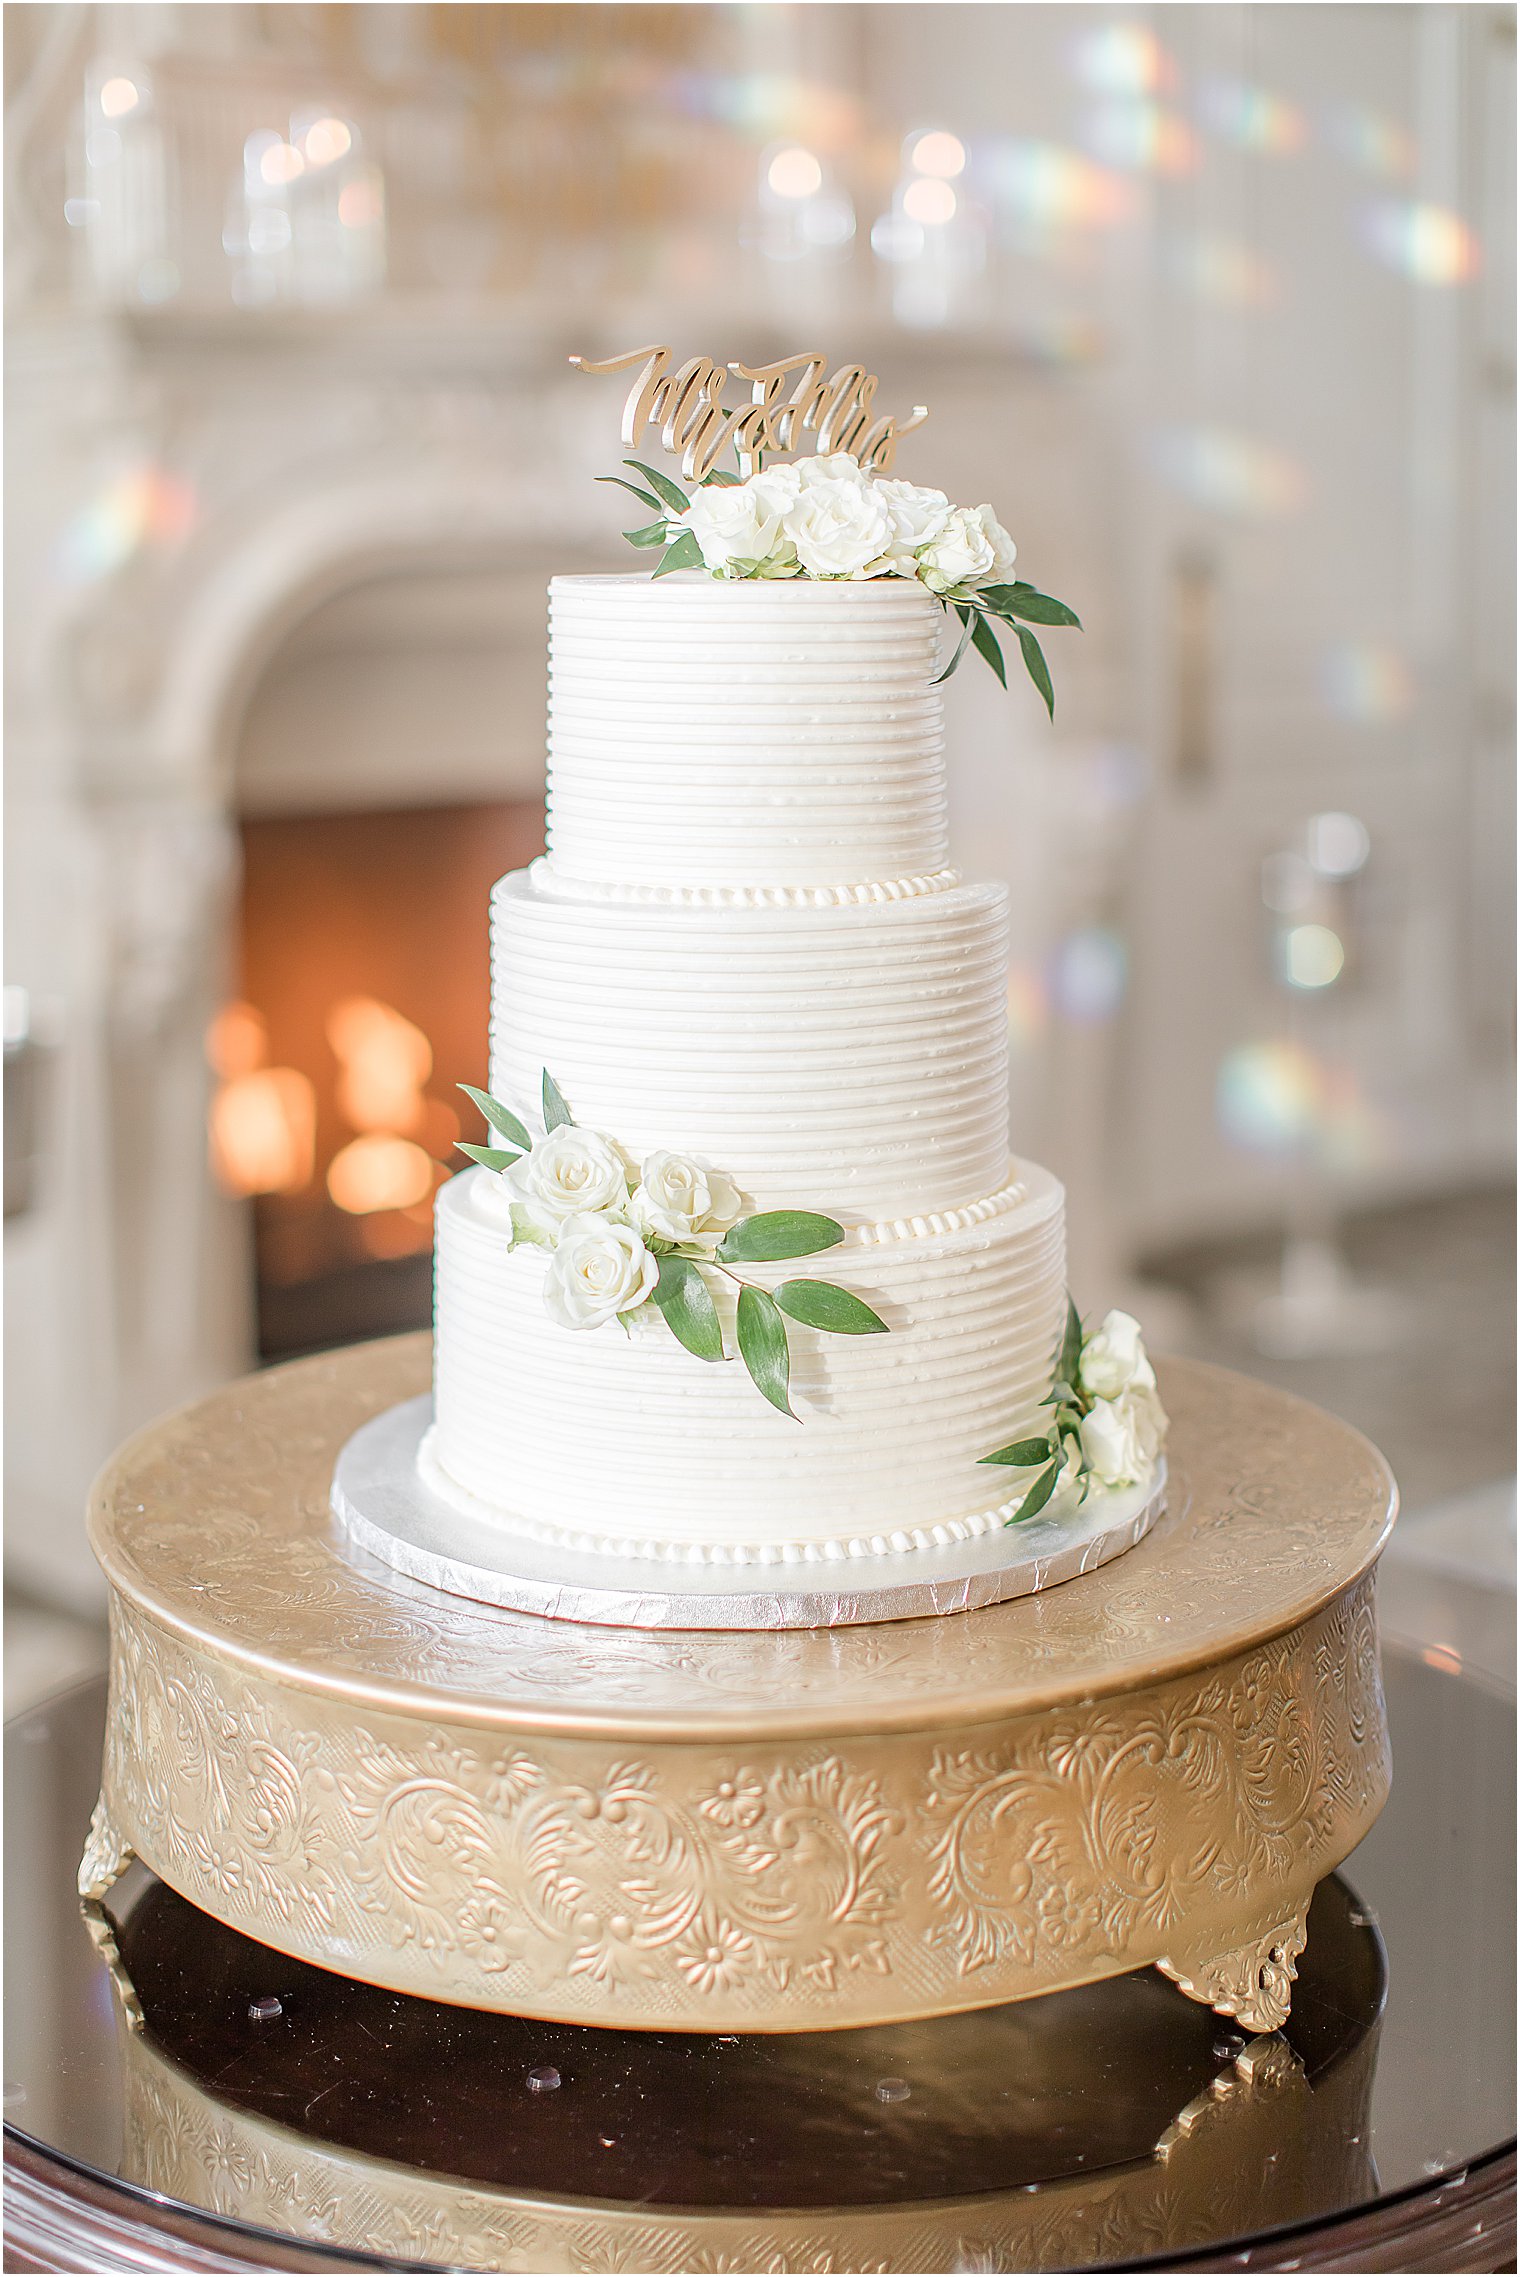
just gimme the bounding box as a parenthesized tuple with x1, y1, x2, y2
(331, 1397, 1169, 1632)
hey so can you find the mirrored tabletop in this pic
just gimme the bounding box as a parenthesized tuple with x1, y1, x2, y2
(4, 1643, 1514, 2273)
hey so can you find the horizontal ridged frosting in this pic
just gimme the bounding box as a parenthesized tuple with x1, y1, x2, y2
(489, 867, 1012, 1220)
(546, 573, 948, 889)
(430, 1162, 1067, 1561)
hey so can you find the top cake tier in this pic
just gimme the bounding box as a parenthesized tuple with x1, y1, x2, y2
(545, 573, 948, 892)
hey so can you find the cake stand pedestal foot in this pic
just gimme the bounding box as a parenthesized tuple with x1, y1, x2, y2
(77, 1794, 134, 1905)
(1157, 1907, 1310, 2032)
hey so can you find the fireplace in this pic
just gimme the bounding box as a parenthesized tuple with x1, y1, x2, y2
(217, 800, 543, 1358)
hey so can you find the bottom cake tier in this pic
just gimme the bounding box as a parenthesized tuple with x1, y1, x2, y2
(430, 1160, 1068, 1565)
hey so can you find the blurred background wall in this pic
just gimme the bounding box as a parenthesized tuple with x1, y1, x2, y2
(4, 3, 1514, 1638)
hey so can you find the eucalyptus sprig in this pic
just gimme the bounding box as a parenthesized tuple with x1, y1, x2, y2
(979, 1296, 1090, 1522)
(457, 1071, 888, 1413)
(597, 458, 719, 580)
(931, 584, 1082, 718)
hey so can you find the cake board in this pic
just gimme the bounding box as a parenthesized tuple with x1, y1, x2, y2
(331, 1392, 1170, 1630)
(80, 1334, 1396, 2037)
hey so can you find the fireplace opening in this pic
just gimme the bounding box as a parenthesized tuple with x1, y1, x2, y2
(216, 800, 544, 1359)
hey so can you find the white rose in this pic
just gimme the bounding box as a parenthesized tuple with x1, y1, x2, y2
(970, 502, 1018, 583)
(1078, 1309, 1156, 1401)
(632, 1149, 743, 1244)
(916, 504, 998, 594)
(508, 1124, 628, 1231)
(543, 1213, 658, 1331)
(749, 461, 804, 510)
(1080, 1385, 1167, 1486)
(1079, 1396, 1146, 1487)
(796, 451, 871, 489)
(676, 480, 784, 575)
(782, 477, 893, 579)
(874, 479, 953, 575)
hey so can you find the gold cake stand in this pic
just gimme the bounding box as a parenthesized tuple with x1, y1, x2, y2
(80, 1336, 1396, 2036)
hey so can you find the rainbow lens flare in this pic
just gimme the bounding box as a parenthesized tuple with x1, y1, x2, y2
(1365, 199, 1480, 285)
(1321, 643, 1414, 722)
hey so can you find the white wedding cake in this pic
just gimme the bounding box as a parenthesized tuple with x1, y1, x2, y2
(420, 412, 1164, 1579)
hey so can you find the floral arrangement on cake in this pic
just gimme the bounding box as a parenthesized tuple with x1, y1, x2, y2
(458, 1075, 887, 1418)
(601, 454, 1081, 712)
(981, 1301, 1168, 1520)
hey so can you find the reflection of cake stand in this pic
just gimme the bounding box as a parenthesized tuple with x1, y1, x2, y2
(97, 1871, 1385, 2275)
(80, 1336, 1395, 2035)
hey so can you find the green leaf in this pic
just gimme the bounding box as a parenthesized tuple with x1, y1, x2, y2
(979, 582, 1083, 630)
(651, 1254, 725, 1362)
(717, 1211, 845, 1263)
(653, 529, 703, 578)
(541, 1069, 574, 1131)
(1041, 1380, 1079, 1408)
(1008, 1458, 1063, 1523)
(456, 1142, 522, 1172)
(933, 604, 977, 685)
(702, 468, 741, 486)
(458, 1084, 533, 1153)
(596, 473, 664, 513)
(625, 520, 670, 548)
(1016, 625, 1055, 721)
(1058, 1295, 1084, 1396)
(773, 1280, 889, 1335)
(969, 610, 1007, 687)
(737, 1285, 794, 1418)
(626, 458, 691, 517)
(980, 1435, 1058, 1469)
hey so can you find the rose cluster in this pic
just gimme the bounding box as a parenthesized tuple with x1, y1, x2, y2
(1074, 1311, 1167, 1489)
(672, 453, 1018, 592)
(506, 1124, 742, 1333)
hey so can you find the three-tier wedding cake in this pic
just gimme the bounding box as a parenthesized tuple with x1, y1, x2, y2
(389, 353, 1166, 1597)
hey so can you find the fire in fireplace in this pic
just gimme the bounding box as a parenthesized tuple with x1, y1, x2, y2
(212, 800, 544, 1358)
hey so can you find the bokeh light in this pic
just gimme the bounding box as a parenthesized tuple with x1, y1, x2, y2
(1086, 102, 1197, 177)
(1151, 428, 1308, 517)
(1217, 1039, 1319, 1153)
(327, 996, 432, 1135)
(210, 1068, 316, 1196)
(1321, 642, 1413, 722)
(1198, 80, 1306, 155)
(909, 131, 967, 180)
(1050, 926, 1128, 1024)
(1006, 965, 1049, 1056)
(1073, 25, 1174, 97)
(259, 141, 305, 188)
(57, 465, 197, 584)
(1282, 922, 1346, 990)
(1217, 1041, 1387, 1170)
(337, 175, 384, 231)
(766, 145, 823, 199)
(1365, 200, 1480, 285)
(99, 77, 141, 119)
(302, 117, 353, 167)
(1307, 812, 1371, 879)
(206, 1001, 269, 1081)
(1329, 105, 1416, 181)
(903, 177, 957, 226)
(988, 140, 1134, 232)
(328, 1133, 435, 1214)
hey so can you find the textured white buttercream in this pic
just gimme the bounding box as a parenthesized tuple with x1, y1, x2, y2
(430, 1162, 1067, 1562)
(546, 574, 948, 890)
(426, 569, 1073, 1567)
(488, 867, 1011, 1220)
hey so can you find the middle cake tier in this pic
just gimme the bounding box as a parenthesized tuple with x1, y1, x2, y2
(489, 861, 1012, 1222)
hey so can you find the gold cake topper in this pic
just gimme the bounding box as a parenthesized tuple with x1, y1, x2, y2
(570, 346, 928, 482)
